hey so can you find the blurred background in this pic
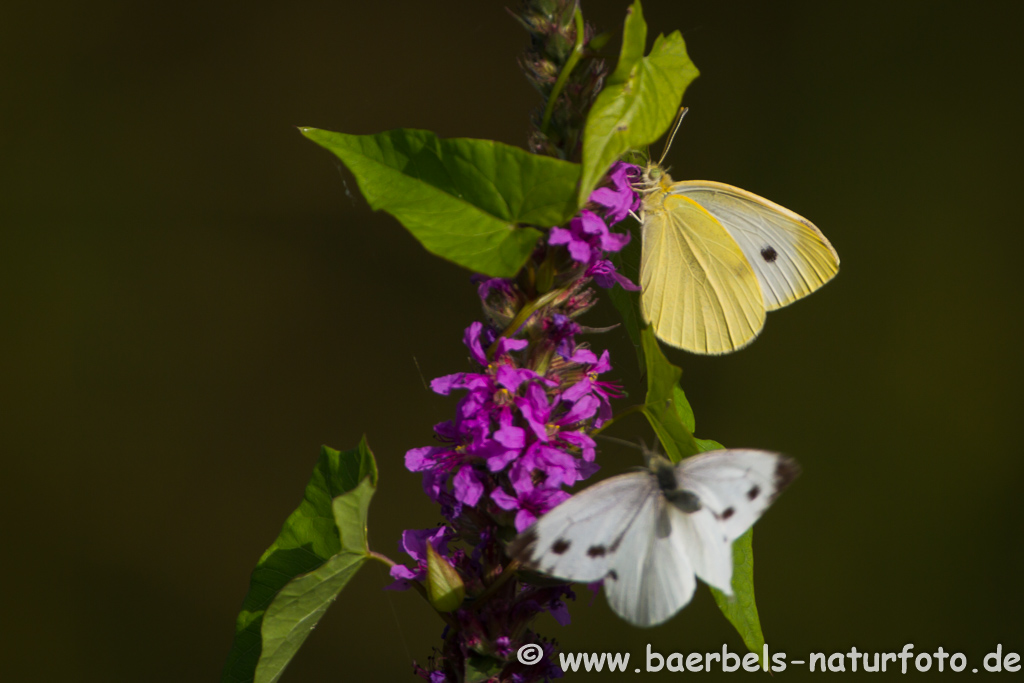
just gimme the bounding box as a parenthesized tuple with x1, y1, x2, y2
(2, 0, 1022, 680)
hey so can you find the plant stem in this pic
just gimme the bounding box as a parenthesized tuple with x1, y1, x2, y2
(467, 560, 520, 611)
(368, 550, 397, 567)
(590, 403, 647, 435)
(487, 285, 568, 359)
(540, 7, 586, 135)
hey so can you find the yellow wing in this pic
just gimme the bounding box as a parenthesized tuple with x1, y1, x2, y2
(640, 186, 766, 354)
(668, 181, 840, 311)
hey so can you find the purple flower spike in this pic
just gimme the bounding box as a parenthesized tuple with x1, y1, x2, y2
(402, 157, 635, 683)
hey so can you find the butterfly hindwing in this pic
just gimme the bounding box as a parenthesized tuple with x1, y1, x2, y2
(605, 500, 699, 627)
(640, 184, 766, 354)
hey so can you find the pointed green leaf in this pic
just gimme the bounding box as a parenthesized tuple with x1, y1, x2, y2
(222, 438, 379, 683)
(302, 127, 581, 277)
(579, 0, 699, 202)
(640, 326, 700, 463)
(672, 384, 695, 434)
(613, 0, 648, 83)
(711, 529, 766, 660)
(695, 437, 724, 452)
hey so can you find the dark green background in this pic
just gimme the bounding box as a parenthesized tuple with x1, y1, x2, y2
(2, 1, 1021, 680)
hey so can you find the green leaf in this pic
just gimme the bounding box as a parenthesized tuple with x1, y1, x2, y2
(579, 0, 700, 202)
(672, 384, 695, 434)
(302, 127, 581, 278)
(640, 326, 700, 463)
(613, 0, 648, 83)
(711, 530, 766, 660)
(466, 654, 504, 683)
(222, 439, 379, 683)
(695, 437, 724, 452)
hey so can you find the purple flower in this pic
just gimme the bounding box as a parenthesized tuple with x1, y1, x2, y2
(548, 210, 631, 268)
(586, 258, 641, 291)
(590, 162, 642, 223)
(491, 484, 571, 532)
(387, 527, 452, 589)
(494, 636, 513, 658)
(561, 349, 621, 426)
(517, 384, 600, 452)
(510, 442, 588, 491)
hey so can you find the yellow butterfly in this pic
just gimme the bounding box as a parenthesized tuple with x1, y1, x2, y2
(636, 116, 840, 355)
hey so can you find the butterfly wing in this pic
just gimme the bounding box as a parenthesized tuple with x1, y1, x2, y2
(603, 500, 698, 627)
(640, 185, 766, 354)
(672, 449, 800, 593)
(670, 181, 840, 311)
(509, 472, 661, 583)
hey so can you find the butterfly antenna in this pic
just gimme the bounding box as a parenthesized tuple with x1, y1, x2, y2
(594, 433, 645, 452)
(657, 107, 689, 166)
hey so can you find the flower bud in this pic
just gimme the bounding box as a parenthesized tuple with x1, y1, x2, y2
(426, 544, 465, 613)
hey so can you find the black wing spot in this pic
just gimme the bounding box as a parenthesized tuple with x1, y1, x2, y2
(721, 507, 735, 520)
(551, 539, 571, 555)
(747, 485, 761, 501)
(760, 246, 778, 263)
(607, 569, 619, 581)
(587, 545, 607, 557)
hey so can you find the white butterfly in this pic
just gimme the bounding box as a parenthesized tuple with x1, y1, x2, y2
(509, 449, 798, 627)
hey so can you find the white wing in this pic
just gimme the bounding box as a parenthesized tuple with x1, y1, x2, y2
(674, 449, 799, 591)
(509, 472, 660, 583)
(670, 181, 840, 311)
(604, 500, 698, 627)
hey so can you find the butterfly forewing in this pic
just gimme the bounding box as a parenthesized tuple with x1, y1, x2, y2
(510, 472, 660, 583)
(669, 181, 840, 312)
(676, 449, 800, 543)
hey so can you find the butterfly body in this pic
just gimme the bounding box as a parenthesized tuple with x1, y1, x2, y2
(510, 449, 798, 627)
(638, 165, 840, 354)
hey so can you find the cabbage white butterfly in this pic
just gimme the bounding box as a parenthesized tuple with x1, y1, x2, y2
(636, 114, 840, 354)
(510, 448, 798, 627)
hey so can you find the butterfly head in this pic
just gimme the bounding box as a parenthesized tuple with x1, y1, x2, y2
(635, 161, 674, 197)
